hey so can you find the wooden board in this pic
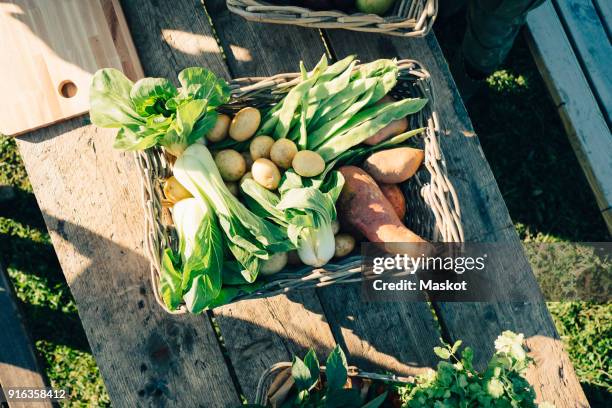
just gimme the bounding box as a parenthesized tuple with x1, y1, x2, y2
(527, 1, 612, 234)
(0, 0, 142, 136)
(552, 0, 612, 127)
(0, 263, 53, 408)
(321, 27, 590, 407)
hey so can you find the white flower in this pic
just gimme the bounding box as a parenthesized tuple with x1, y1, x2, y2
(494, 331, 527, 361)
(487, 378, 504, 398)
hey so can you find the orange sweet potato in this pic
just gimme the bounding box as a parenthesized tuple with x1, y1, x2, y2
(379, 183, 406, 220)
(363, 147, 424, 184)
(338, 166, 425, 246)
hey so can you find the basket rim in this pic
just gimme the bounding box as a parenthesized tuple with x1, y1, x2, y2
(226, 0, 438, 37)
(137, 58, 464, 314)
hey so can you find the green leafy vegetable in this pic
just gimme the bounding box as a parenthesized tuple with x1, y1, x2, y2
(159, 198, 223, 313)
(398, 331, 556, 408)
(241, 170, 344, 267)
(173, 144, 293, 283)
(89, 67, 230, 155)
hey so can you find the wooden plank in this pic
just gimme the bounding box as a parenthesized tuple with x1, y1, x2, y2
(122, 0, 338, 401)
(322, 28, 590, 407)
(0, 263, 53, 408)
(199, 3, 337, 398)
(0, 0, 142, 136)
(593, 0, 612, 37)
(527, 2, 612, 234)
(553, 0, 612, 126)
(206, 0, 442, 384)
(13, 0, 243, 406)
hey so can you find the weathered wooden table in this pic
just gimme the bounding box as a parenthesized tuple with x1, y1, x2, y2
(14, 1, 589, 406)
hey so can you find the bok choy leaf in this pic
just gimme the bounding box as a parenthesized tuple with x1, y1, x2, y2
(159, 197, 223, 313)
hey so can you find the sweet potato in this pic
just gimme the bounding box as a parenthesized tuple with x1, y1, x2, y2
(363, 147, 424, 184)
(338, 166, 425, 246)
(379, 184, 406, 220)
(363, 117, 408, 146)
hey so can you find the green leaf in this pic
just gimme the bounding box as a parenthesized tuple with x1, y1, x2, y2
(112, 125, 161, 151)
(159, 248, 183, 310)
(451, 340, 463, 354)
(174, 199, 224, 313)
(160, 99, 208, 155)
(178, 67, 230, 107)
(292, 355, 316, 392)
(315, 98, 428, 162)
(325, 345, 348, 390)
(130, 77, 178, 116)
(434, 346, 451, 360)
(303, 349, 321, 386)
(89, 68, 143, 128)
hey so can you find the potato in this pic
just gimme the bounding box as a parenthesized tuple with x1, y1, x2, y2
(363, 117, 408, 146)
(163, 176, 192, 203)
(252, 158, 281, 190)
(334, 233, 355, 258)
(229, 107, 261, 141)
(241, 151, 254, 169)
(292, 150, 325, 177)
(206, 114, 231, 143)
(270, 138, 298, 169)
(215, 149, 246, 181)
(226, 181, 239, 196)
(379, 184, 406, 220)
(363, 147, 424, 184)
(249, 135, 275, 160)
(338, 166, 426, 247)
(260, 252, 288, 275)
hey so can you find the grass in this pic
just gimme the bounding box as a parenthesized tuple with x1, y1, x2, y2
(0, 21, 609, 407)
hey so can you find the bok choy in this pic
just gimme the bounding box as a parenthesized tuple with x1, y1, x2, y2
(160, 197, 223, 313)
(241, 170, 344, 267)
(173, 144, 293, 283)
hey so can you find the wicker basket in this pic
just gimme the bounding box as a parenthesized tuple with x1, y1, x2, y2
(136, 59, 463, 314)
(226, 0, 437, 37)
(254, 362, 413, 405)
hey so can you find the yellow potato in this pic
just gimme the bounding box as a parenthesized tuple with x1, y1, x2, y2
(215, 149, 246, 181)
(260, 252, 288, 275)
(252, 158, 281, 190)
(292, 150, 325, 177)
(334, 233, 356, 258)
(249, 135, 275, 160)
(163, 176, 192, 203)
(229, 107, 261, 141)
(270, 138, 298, 169)
(206, 114, 231, 143)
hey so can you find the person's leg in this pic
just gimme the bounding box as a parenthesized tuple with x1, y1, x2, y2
(462, 0, 545, 76)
